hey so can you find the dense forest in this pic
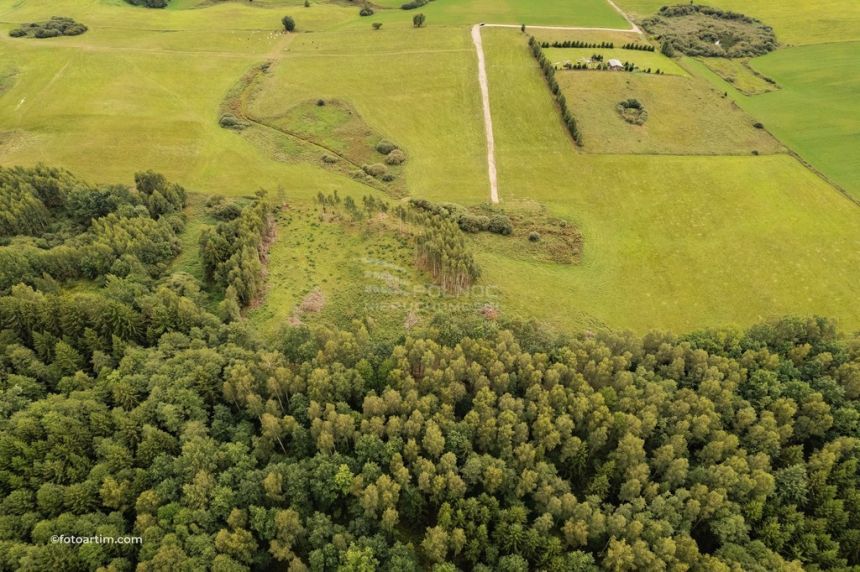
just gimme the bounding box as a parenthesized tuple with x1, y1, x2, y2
(1, 167, 860, 571)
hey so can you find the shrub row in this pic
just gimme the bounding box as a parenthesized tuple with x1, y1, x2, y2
(529, 36, 583, 146)
(401, 0, 430, 9)
(541, 40, 613, 49)
(409, 199, 513, 236)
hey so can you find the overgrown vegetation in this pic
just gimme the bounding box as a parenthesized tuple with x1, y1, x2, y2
(199, 192, 274, 316)
(1, 168, 859, 568)
(528, 36, 583, 146)
(0, 165, 185, 293)
(9, 17, 87, 39)
(642, 4, 778, 58)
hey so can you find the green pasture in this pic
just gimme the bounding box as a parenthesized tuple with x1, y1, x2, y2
(478, 28, 860, 332)
(544, 47, 687, 75)
(362, 0, 627, 27)
(249, 26, 489, 204)
(558, 71, 782, 155)
(687, 43, 860, 198)
(615, 0, 860, 46)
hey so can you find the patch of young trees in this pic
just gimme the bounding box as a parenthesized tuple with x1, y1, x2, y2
(9, 17, 87, 39)
(415, 216, 481, 294)
(0, 166, 185, 293)
(1, 205, 860, 572)
(528, 36, 583, 146)
(409, 198, 512, 236)
(199, 192, 274, 316)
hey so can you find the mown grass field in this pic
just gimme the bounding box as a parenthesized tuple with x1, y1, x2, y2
(688, 44, 860, 198)
(558, 71, 782, 155)
(544, 47, 687, 75)
(615, 0, 860, 198)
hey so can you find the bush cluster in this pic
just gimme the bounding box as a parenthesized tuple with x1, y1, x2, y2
(409, 198, 513, 236)
(401, 0, 429, 9)
(642, 4, 777, 58)
(529, 36, 582, 146)
(9, 17, 87, 38)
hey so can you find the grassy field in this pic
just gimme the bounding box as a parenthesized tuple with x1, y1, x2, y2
(615, 0, 860, 46)
(363, 0, 628, 27)
(0, 0, 857, 336)
(249, 26, 490, 204)
(558, 71, 783, 155)
(477, 28, 860, 332)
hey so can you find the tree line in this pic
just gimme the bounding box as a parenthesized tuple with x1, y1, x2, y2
(528, 36, 583, 146)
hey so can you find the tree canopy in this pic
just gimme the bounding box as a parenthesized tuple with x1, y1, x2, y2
(1, 167, 859, 570)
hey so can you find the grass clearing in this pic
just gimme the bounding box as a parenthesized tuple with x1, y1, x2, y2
(558, 71, 782, 155)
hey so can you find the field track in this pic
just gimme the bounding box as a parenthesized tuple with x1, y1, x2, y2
(471, 4, 642, 203)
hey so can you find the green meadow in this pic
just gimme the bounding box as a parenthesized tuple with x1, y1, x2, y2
(479, 28, 860, 332)
(0, 0, 857, 335)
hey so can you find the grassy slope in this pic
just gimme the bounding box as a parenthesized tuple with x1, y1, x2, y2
(479, 28, 860, 332)
(558, 71, 783, 155)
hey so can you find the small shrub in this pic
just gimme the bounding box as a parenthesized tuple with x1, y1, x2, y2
(753, 122, 764, 129)
(413, 13, 426, 28)
(359, 5, 374, 17)
(487, 215, 513, 236)
(219, 114, 247, 130)
(321, 154, 339, 164)
(528, 231, 541, 242)
(316, 99, 326, 106)
(402, 0, 427, 9)
(282, 16, 296, 32)
(304, 0, 310, 6)
(385, 149, 407, 165)
(381, 174, 396, 182)
(376, 139, 398, 154)
(363, 163, 388, 178)
(373, 22, 383, 30)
